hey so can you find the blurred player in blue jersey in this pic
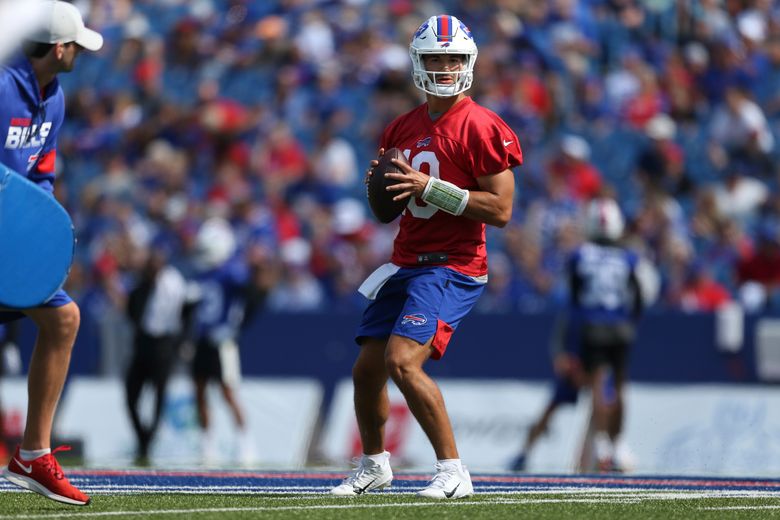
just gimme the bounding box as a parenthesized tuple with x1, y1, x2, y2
(570, 198, 645, 472)
(189, 218, 267, 465)
(513, 198, 644, 473)
(0, 1, 102, 506)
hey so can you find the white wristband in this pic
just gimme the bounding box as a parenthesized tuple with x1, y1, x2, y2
(421, 177, 470, 216)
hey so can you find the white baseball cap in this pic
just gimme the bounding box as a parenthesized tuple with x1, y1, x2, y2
(645, 114, 676, 140)
(29, 1, 103, 51)
(561, 134, 591, 161)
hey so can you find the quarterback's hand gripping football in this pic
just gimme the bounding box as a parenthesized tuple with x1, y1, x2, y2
(384, 158, 429, 202)
(385, 158, 471, 216)
(364, 148, 385, 186)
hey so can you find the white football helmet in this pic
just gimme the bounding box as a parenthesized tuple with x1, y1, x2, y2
(585, 198, 625, 241)
(410, 15, 478, 97)
(193, 217, 237, 270)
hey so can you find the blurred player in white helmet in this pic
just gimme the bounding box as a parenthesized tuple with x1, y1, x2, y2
(509, 198, 639, 473)
(331, 14, 522, 499)
(188, 218, 265, 466)
(570, 198, 651, 472)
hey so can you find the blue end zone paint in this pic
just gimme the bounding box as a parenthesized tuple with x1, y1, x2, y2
(4, 470, 780, 494)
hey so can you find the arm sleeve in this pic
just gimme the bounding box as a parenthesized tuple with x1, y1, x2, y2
(470, 118, 523, 177)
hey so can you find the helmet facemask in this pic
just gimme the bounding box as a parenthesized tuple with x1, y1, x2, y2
(410, 15, 478, 98)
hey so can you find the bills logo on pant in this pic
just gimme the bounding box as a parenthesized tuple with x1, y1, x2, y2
(5, 119, 52, 151)
(401, 314, 428, 326)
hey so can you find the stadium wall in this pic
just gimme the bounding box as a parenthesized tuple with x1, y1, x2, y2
(16, 310, 771, 385)
(7, 311, 780, 474)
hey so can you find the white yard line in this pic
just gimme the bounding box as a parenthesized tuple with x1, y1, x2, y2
(0, 500, 573, 519)
(3, 484, 780, 499)
(0, 492, 779, 519)
(699, 505, 780, 511)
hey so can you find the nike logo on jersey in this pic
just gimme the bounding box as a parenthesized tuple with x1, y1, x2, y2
(13, 458, 33, 474)
(5, 121, 52, 150)
(503, 139, 513, 147)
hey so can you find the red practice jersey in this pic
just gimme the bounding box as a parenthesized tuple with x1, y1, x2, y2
(379, 97, 523, 277)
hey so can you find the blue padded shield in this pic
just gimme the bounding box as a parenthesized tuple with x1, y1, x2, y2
(0, 163, 75, 308)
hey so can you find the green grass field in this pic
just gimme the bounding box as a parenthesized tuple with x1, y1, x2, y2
(2, 490, 780, 519)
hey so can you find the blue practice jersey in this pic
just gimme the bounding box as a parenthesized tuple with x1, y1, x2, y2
(569, 242, 640, 323)
(194, 259, 249, 344)
(0, 56, 65, 193)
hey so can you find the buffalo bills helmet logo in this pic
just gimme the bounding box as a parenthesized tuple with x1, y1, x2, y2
(458, 20, 473, 39)
(413, 21, 430, 40)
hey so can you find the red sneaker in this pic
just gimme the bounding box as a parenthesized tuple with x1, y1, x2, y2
(3, 446, 90, 506)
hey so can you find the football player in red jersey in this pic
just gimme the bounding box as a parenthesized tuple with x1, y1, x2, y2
(331, 14, 522, 500)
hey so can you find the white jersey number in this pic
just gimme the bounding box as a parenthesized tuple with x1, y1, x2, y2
(196, 280, 224, 326)
(403, 150, 439, 219)
(579, 254, 630, 310)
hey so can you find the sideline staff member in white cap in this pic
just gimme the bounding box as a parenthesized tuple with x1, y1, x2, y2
(0, 0, 102, 507)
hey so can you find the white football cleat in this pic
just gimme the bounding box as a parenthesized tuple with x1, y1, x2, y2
(330, 452, 393, 496)
(417, 461, 474, 499)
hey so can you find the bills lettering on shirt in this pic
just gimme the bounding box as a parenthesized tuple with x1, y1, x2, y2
(5, 119, 52, 153)
(379, 97, 523, 278)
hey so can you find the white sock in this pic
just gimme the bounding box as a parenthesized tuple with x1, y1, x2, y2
(364, 451, 390, 465)
(201, 429, 216, 453)
(594, 432, 614, 460)
(237, 429, 254, 455)
(438, 458, 463, 470)
(20, 448, 50, 460)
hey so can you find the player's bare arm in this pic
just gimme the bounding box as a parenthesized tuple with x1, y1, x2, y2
(461, 169, 514, 227)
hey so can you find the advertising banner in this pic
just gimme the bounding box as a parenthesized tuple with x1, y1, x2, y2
(57, 376, 323, 467)
(321, 379, 780, 475)
(320, 379, 589, 472)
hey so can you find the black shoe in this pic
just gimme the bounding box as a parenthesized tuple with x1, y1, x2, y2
(510, 453, 527, 472)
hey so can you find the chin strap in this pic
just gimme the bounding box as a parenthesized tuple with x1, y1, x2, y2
(421, 177, 469, 216)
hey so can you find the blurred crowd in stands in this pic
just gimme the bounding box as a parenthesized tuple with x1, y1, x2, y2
(39, 0, 780, 326)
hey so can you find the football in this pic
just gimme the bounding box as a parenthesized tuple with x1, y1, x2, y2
(366, 147, 409, 223)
